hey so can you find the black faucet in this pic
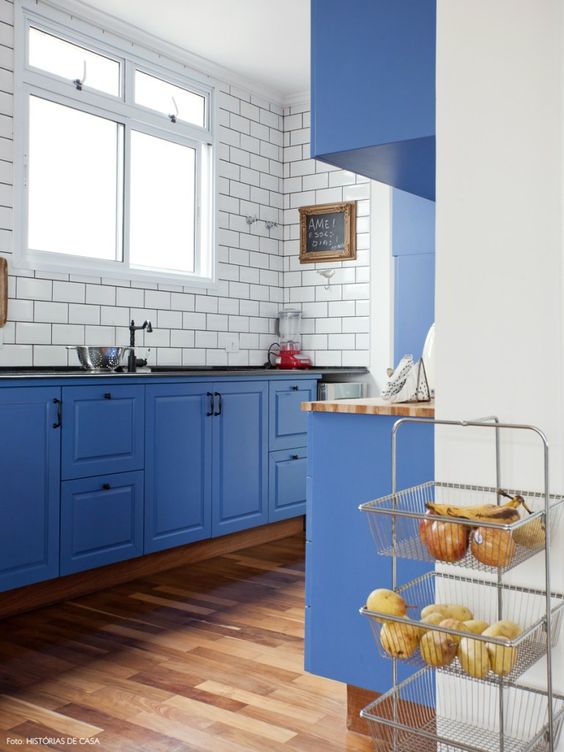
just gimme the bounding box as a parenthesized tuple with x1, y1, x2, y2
(127, 319, 152, 373)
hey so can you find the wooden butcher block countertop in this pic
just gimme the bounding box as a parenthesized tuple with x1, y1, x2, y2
(301, 397, 435, 417)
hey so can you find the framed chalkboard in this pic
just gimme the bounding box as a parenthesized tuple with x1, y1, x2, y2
(299, 201, 356, 263)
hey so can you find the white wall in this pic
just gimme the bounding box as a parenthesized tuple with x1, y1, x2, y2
(282, 107, 371, 367)
(0, 1, 385, 370)
(436, 0, 564, 717)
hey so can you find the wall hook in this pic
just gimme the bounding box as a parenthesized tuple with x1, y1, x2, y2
(318, 269, 336, 290)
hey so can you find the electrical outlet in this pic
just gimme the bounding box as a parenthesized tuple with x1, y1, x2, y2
(225, 336, 239, 354)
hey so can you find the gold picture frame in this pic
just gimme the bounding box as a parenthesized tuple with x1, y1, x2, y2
(299, 201, 356, 264)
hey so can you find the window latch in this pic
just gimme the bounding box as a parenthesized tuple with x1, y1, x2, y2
(168, 95, 179, 124)
(73, 60, 87, 91)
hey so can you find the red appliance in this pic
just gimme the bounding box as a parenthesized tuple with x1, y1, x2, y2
(277, 309, 312, 369)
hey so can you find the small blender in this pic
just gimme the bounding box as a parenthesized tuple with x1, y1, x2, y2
(277, 309, 312, 369)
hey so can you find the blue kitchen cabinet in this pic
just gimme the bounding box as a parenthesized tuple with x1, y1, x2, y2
(0, 387, 61, 591)
(269, 447, 307, 522)
(311, 0, 436, 199)
(60, 471, 144, 575)
(269, 379, 316, 450)
(394, 253, 435, 360)
(305, 412, 433, 692)
(212, 380, 268, 536)
(392, 188, 435, 361)
(145, 384, 212, 553)
(62, 384, 144, 479)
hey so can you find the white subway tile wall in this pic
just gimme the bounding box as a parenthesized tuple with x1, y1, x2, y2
(282, 105, 370, 367)
(0, 2, 370, 368)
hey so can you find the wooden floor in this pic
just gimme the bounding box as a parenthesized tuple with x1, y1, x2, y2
(0, 534, 373, 751)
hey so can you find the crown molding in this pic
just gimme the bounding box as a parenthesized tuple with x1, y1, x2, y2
(31, 0, 295, 108)
(282, 89, 310, 109)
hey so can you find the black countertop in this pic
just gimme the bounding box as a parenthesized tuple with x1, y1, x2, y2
(0, 365, 369, 380)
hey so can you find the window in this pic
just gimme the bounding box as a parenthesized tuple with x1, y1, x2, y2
(17, 6, 216, 286)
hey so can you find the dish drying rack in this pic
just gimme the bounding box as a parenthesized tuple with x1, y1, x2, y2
(358, 417, 564, 752)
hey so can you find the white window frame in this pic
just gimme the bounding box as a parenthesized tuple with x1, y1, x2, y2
(14, 0, 218, 288)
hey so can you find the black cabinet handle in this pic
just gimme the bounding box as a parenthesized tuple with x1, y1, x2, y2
(291, 454, 299, 460)
(291, 385, 299, 391)
(102, 483, 111, 490)
(213, 392, 222, 416)
(52, 398, 62, 428)
(104, 392, 112, 400)
(206, 392, 214, 416)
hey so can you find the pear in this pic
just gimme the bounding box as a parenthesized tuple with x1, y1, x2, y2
(443, 604, 474, 622)
(438, 618, 466, 645)
(420, 630, 458, 667)
(458, 637, 490, 678)
(420, 604, 449, 620)
(463, 619, 490, 635)
(366, 589, 407, 622)
(380, 622, 420, 659)
(420, 612, 445, 631)
(482, 621, 522, 676)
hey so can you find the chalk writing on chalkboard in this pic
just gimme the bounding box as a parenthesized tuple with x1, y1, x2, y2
(306, 212, 345, 252)
(299, 201, 356, 264)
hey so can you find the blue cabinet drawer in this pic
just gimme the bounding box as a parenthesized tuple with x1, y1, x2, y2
(268, 447, 307, 522)
(0, 387, 61, 591)
(62, 385, 144, 479)
(145, 384, 212, 553)
(60, 471, 144, 575)
(269, 380, 316, 450)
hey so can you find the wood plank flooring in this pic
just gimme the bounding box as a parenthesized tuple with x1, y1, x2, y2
(0, 534, 373, 751)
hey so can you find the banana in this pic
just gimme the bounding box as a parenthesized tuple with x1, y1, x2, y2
(425, 501, 520, 524)
(425, 491, 529, 525)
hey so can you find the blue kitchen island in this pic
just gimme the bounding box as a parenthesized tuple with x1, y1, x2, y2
(302, 397, 434, 725)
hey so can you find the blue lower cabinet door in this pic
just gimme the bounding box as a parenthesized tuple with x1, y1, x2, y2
(269, 379, 317, 450)
(268, 448, 307, 522)
(145, 385, 212, 553)
(212, 381, 268, 536)
(0, 387, 61, 591)
(60, 471, 144, 575)
(62, 385, 144, 480)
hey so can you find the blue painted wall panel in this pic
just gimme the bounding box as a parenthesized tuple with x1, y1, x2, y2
(394, 253, 435, 361)
(305, 413, 433, 692)
(392, 188, 436, 256)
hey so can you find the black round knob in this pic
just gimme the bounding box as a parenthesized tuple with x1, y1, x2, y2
(291, 454, 299, 460)
(102, 483, 111, 490)
(291, 385, 299, 391)
(104, 392, 112, 400)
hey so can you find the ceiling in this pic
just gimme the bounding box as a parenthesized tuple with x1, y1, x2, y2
(78, 0, 310, 101)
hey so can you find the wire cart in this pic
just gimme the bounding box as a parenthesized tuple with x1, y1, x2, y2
(358, 417, 564, 752)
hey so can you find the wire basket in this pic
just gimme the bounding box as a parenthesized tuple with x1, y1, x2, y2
(361, 668, 564, 752)
(360, 571, 564, 683)
(360, 482, 564, 574)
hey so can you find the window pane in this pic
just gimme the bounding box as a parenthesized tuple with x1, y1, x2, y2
(135, 71, 205, 127)
(130, 131, 196, 273)
(28, 96, 123, 260)
(29, 27, 120, 97)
